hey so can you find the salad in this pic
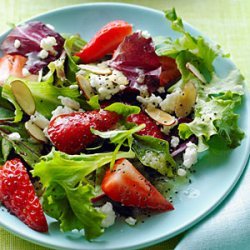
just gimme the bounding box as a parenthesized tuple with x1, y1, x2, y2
(0, 8, 245, 240)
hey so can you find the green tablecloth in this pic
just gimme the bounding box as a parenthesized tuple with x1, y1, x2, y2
(0, 1, 249, 249)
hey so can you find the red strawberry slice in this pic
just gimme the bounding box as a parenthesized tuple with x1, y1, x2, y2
(101, 158, 174, 211)
(75, 20, 133, 63)
(127, 112, 164, 139)
(0, 158, 48, 232)
(48, 110, 120, 154)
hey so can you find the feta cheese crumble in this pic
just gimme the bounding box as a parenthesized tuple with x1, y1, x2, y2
(95, 202, 116, 228)
(8, 132, 21, 141)
(89, 70, 128, 100)
(40, 36, 57, 54)
(30, 112, 49, 130)
(170, 136, 180, 148)
(183, 142, 198, 168)
(160, 89, 182, 114)
(14, 39, 21, 49)
(125, 217, 137, 226)
(137, 94, 163, 108)
(51, 106, 74, 118)
(58, 96, 80, 110)
(38, 49, 49, 59)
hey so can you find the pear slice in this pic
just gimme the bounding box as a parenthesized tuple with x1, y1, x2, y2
(76, 74, 95, 100)
(25, 120, 47, 143)
(10, 80, 35, 115)
(186, 62, 207, 83)
(175, 81, 197, 118)
(145, 106, 176, 126)
(79, 64, 112, 75)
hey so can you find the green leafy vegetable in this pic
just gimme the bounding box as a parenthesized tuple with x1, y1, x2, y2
(64, 35, 86, 82)
(33, 149, 135, 239)
(1, 84, 23, 122)
(155, 8, 220, 83)
(0, 123, 43, 166)
(132, 135, 176, 176)
(105, 102, 140, 118)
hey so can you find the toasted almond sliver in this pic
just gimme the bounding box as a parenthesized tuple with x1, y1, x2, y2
(76, 74, 95, 100)
(79, 64, 112, 75)
(186, 62, 207, 83)
(145, 106, 176, 126)
(10, 80, 35, 115)
(25, 120, 47, 143)
(175, 81, 197, 118)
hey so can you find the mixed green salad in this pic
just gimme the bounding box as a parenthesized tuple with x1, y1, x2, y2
(0, 9, 245, 240)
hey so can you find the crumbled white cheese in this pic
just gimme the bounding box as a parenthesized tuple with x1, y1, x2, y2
(58, 96, 80, 110)
(14, 39, 21, 49)
(40, 36, 57, 54)
(51, 105, 74, 118)
(96, 202, 116, 228)
(183, 142, 198, 168)
(141, 30, 151, 39)
(38, 49, 49, 59)
(43, 127, 50, 139)
(161, 122, 178, 135)
(46, 23, 55, 30)
(8, 132, 21, 141)
(170, 136, 180, 148)
(89, 70, 128, 100)
(160, 89, 182, 114)
(132, 82, 149, 97)
(137, 94, 163, 108)
(22, 68, 30, 77)
(125, 217, 137, 226)
(157, 86, 165, 94)
(30, 112, 49, 130)
(177, 168, 187, 177)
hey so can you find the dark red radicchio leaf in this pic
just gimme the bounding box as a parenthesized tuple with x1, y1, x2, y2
(109, 32, 161, 93)
(0, 21, 64, 74)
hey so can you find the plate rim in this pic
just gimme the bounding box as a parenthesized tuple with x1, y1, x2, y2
(0, 2, 250, 250)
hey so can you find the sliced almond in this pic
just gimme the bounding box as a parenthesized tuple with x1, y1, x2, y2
(175, 81, 197, 118)
(76, 74, 95, 100)
(145, 106, 176, 126)
(79, 64, 112, 75)
(186, 62, 207, 83)
(10, 80, 35, 115)
(25, 120, 47, 143)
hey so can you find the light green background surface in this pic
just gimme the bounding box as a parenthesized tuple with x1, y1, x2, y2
(0, 1, 249, 250)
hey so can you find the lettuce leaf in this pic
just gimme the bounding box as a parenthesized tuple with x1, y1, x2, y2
(132, 135, 176, 176)
(32, 149, 135, 239)
(155, 8, 220, 83)
(0, 123, 43, 166)
(64, 35, 86, 82)
(104, 102, 140, 118)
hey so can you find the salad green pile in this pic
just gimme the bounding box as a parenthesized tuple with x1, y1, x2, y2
(0, 9, 245, 240)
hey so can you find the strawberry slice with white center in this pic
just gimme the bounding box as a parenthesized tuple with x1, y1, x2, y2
(101, 158, 174, 211)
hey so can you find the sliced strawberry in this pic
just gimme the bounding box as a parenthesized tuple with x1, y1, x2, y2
(48, 110, 120, 154)
(0, 158, 48, 232)
(75, 20, 133, 63)
(102, 159, 174, 211)
(127, 112, 164, 139)
(0, 54, 27, 85)
(159, 56, 181, 87)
